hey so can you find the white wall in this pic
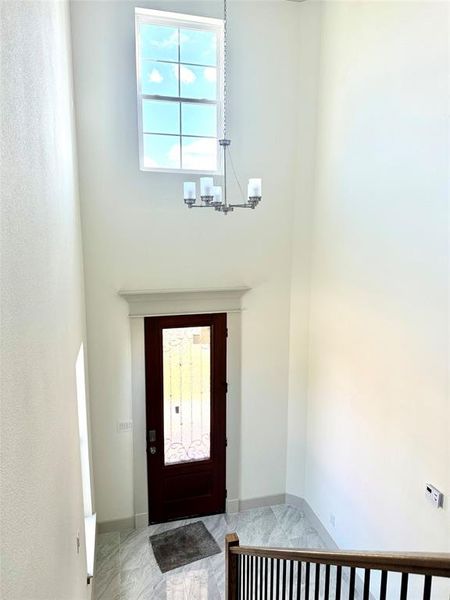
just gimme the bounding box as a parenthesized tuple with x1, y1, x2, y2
(0, 1, 91, 598)
(289, 0, 450, 555)
(286, 0, 323, 500)
(70, 0, 305, 523)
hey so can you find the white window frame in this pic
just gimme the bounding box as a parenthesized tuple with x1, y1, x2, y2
(135, 8, 224, 174)
(75, 344, 96, 581)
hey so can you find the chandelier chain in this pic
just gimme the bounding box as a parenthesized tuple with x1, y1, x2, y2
(223, 0, 228, 139)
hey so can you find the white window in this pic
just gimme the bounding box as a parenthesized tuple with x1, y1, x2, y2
(135, 9, 224, 173)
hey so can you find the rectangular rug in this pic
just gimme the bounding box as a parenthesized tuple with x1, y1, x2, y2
(149, 521, 221, 573)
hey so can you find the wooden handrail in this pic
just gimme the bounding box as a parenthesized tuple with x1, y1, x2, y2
(228, 543, 450, 578)
(225, 533, 450, 600)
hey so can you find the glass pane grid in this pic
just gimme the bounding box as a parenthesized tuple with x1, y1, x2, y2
(162, 327, 211, 465)
(138, 21, 220, 171)
(143, 134, 180, 169)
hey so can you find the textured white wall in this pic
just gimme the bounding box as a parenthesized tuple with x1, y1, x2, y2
(294, 0, 450, 558)
(0, 1, 90, 598)
(70, 0, 304, 523)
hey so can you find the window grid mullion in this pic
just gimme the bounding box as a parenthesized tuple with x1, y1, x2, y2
(141, 97, 218, 137)
(141, 57, 217, 70)
(143, 132, 216, 140)
(141, 94, 217, 106)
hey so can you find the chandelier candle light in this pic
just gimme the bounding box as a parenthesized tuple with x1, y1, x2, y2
(183, 0, 262, 215)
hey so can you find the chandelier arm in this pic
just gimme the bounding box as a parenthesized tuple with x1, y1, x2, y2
(228, 146, 247, 203)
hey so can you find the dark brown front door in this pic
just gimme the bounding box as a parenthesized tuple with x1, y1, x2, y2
(144, 313, 227, 524)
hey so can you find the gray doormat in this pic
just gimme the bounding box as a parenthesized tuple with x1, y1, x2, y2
(150, 521, 221, 573)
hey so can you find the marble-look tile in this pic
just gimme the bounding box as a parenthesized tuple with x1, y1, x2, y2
(272, 504, 308, 540)
(208, 549, 226, 595)
(201, 513, 228, 552)
(120, 527, 154, 571)
(93, 544, 120, 600)
(305, 527, 325, 549)
(232, 507, 279, 546)
(120, 562, 163, 600)
(93, 571, 120, 600)
(93, 532, 121, 599)
(95, 531, 120, 564)
(94, 504, 328, 600)
(152, 562, 222, 600)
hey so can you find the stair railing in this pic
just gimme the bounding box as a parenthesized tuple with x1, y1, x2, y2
(225, 533, 450, 600)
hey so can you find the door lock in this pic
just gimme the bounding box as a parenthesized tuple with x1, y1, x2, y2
(149, 446, 157, 455)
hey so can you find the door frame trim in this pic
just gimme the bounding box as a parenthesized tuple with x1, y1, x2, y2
(121, 287, 248, 528)
(119, 286, 250, 318)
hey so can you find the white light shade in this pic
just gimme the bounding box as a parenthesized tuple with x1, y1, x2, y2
(248, 178, 262, 197)
(200, 177, 214, 196)
(184, 181, 196, 199)
(213, 185, 223, 203)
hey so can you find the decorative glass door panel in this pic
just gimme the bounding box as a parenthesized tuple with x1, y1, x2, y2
(162, 326, 211, 465)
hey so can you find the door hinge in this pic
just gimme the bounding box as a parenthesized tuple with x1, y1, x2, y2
(225, 489, 228, 498)
(226, 328, 229, 338)
(225, 382, 228, 393)
(225, 437, 228, 447)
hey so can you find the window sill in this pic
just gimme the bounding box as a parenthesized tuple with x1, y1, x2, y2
(139, 166, 223, 176)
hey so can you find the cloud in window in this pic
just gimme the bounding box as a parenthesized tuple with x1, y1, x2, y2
(173, 64, 196, 85)
(204, 67, 216, 83)
(149, 68, 163, 83)
(172, 138, 216, 170)
(143, 156, 159, 168)
(151, 30, 179, 50)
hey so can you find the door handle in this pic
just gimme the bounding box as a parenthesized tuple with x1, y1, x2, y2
(149, 446, 157, 455)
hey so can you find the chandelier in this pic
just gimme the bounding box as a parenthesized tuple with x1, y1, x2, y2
(183, 0, 262, 215)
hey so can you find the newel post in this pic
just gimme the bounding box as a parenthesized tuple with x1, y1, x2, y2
(225, 533, 240, 600)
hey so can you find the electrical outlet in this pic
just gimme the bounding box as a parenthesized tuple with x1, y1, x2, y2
(425, 484, 443, 508)
(117, 421, 133, 433)
(329, 513, 335, 528)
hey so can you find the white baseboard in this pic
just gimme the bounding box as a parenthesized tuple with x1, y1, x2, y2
(239, 494, 286, 511)
(226, 498, 240, 513)
(97, 515, 135, 534)
(135, 512, 148, 529)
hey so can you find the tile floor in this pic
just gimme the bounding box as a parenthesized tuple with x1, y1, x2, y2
(93, 504, 329, 600)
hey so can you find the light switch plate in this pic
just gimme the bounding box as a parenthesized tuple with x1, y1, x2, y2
(117, 421, 133, 433)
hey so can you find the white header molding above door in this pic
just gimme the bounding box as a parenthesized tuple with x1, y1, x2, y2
(119, 287, 251, 317)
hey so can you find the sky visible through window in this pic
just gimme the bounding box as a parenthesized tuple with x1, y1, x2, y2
(138, 21, 220, 171)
